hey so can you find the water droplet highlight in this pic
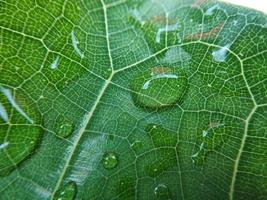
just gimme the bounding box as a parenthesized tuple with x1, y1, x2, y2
(212, 44, 231, 62)
(132, 66, 188, 108)
(154, 184, 171, 200)
(53, 181, 77, 200)
(102, 152, 118, 169)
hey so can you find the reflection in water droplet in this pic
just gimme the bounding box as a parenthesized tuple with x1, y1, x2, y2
(71, 30, 84, 59)
(154, 184, 171, 199)
(205, 4, 220, 16)
(102, 152, 118, 169)
(132, 66, 188, 109)
(0, 102, 8, 122)
(143, 74, 178, 90)
(50, 56, 60, 70)
(53, 181, 77, 200)
(156, 21, 179, 43)
(212, 44, 231, 62)
(0, 87, 33, 123)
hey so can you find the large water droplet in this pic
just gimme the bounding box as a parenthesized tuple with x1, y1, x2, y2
(53, 181, 77, 200)
(102, 152, 118, 169)
(154, 184, 171, 200)
(131, 66, 188, 108)
(55, 116, 74, 138)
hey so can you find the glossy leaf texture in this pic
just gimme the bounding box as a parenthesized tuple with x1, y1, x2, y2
(0, 0, 266, 199)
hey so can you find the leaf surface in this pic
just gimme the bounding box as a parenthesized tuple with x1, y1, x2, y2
(0, 0, 266, 199)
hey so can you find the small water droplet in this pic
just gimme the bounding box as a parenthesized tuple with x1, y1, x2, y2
(131, 66, 188, 109)
(53, 181, 77, 200)
(58, 124, 73, 138)
(102, 152, 118, 169)
(55, 116, 74, 138)
(130, 140, 142, 151)
(154, 184, 171, 199)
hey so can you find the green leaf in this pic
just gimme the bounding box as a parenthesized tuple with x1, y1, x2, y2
(0, 0, 266, 199)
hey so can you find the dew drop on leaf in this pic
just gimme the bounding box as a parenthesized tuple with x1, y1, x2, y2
(101, 152, 118, 169)
(130, 140, 142, 151)
(131, 66, 188, 108)
(154, 184, 171, 200)
(53, 181, 77, 200)
(58, 124, 73, 138)
(55, 116, 74, 138)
